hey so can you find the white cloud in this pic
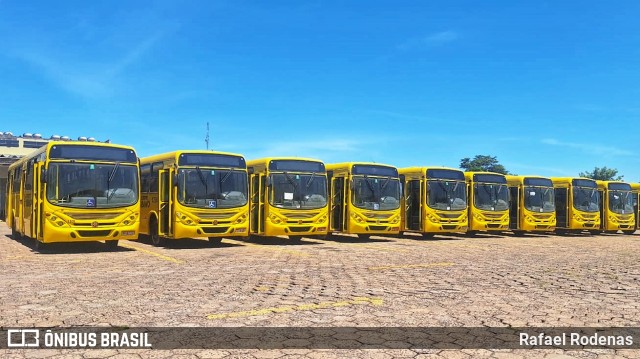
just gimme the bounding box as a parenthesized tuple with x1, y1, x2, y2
(11, 32, 164, 99)
(398, 31, 459, 50)
(542, 138, 634, 157)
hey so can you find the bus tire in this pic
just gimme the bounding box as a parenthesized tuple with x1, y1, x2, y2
(289, 235, 303, 242)
(421, 233, 435, 239)
(605, 230, 618, 234)
(105, 240, 119, 250)
(467, 230, 477, 237)
(357, 234, 371, 240)
(208, 237, 223, 245)
(512, 230, 526, 237)
(150, 218, 166, 246)
(589, 230, 602, 235)
(623, 230, 636, 235)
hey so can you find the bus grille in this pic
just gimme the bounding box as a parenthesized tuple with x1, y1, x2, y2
(442, 225, 458, 230)
(203, 227, 229, 234)
(487, 224, 502, 229)
(197, 212, 238, 219)
(368, 225, 388, 231)
(439, 212, 463, 219)
(289, 226, 312, 233)
(77, 230, 112, 237)
(284, 213, 316, 219)
(66, 212, 123, 220)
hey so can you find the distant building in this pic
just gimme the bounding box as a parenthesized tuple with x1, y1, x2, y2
(0, 131, 100, 220)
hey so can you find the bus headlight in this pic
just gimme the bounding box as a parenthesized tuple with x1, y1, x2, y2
(235, 214, 248, 224)
(269, 213, 286, 224)
(350, 212, 365, 223)
(390, 215, 400, 224)
(316, 215, 327, 224)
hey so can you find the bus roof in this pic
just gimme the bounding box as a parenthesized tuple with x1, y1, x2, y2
(398, 166, 462, 175)
(7, 140, 137, 170)
(326, 162, 397, 170)
(246, 157, 324, 167)
(140, 150, 245, 164)
(506, 175, 553, 185)
(550, 177, 595, 185)
(596, 180, 632, 190)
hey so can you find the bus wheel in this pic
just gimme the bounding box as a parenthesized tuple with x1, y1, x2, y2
(421, 233, 435, 239)
(208, 237, 223, 245)
(105, 240, 119, 250)
(605, 230, 618, 234)
(512, 230, 526, 237)
(623, 230, 636, 235)
(150, 219, 166, 246)
(289, 235, 303, 242)
(357, 234, 371, 240)
(589, 230, 603, 235)
(467, 230, 477, 237)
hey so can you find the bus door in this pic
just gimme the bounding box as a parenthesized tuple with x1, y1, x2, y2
(330, 177, 345, 231)
(405, 179, 421, 231)
(158, 169, 173, 236)
(33, 162, 45, 240)
(250, 173, 265, 234)
(555, 187, 568, 228)
(23, 161, 34, 238)
(509, 186, 519, 230)
(598, 189, 605, 229)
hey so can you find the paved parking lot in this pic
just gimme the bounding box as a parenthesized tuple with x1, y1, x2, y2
(2, 221, 640, 358)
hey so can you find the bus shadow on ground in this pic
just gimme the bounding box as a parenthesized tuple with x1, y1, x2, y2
(158, 238, 244, 250)
(398, 232, 466, 241)
(321, 233, 395, 243)
(4, 234, 135, 254)
(235, 235, 321, 246)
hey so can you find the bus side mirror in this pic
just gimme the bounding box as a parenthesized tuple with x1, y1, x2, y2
(41, 167, 47, 183)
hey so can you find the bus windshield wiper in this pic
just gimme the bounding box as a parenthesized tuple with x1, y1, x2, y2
(381, 176, 391, 191)
(305, 172, 316, 188)
(195, 166, 208, 196)
(221, 170, 233, 184)
(106, 162, 120, 202)
(364, 176, 377, 200)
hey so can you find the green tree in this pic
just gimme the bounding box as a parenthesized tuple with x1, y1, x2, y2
(579, 166, 623, 181)
(459, 155, 510, 174)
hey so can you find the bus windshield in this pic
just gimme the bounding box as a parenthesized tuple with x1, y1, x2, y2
(177, 168, 248, 209)
(474, 183, 508, 211)
(608, 190, 634, 215)
(524, 186, 555, 213)
(270, 172, 327, 209)
(573, 186, 599, 212)
(46, 162, 138, 208)
(352, 176, 401, 210)
(427, 179, 466, 211)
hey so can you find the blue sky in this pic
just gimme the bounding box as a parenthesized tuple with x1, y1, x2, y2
(1, 1, 639, 180)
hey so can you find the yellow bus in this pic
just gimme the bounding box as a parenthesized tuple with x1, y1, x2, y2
(139, 151, 249, 246)
(596, 180, 635, 234)
(327, 162, 401, 239)
(247, 157, 328, 241)
(465, 172, 509, 233)
(5, 141, 140, 250)
(631, 183, 640, 234)
(399, 167, 468, 237)
(506, 175, 556, 235)
(551, 177, 600, 233)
